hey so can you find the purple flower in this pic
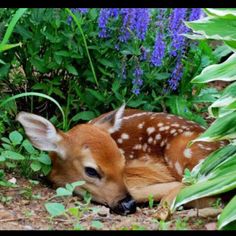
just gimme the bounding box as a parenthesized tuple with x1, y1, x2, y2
(140, 46, 147, 61)
(189, 8, 202, 21)
(132, 66, 143, 95)
(119, 8, 137, 42)
(135, 9, 150, 41)
(169, 8, 188, 57)
(168, 57, 183, 91)
(98, 8, 120, 38)
(151, 32, 165, 67)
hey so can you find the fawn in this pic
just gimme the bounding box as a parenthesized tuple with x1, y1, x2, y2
(16, 105, 225, 217)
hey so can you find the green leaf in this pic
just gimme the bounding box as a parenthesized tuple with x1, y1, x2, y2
(185, 16, 236, 41)
(41, 165, 51, 175)
(71, 180, 85, 189)
(172, 172, 236, 211)
(38, 153, 51, 165)
(71, 111, 96, 122)
(91, 220, 104, 229)
(2, 151, 25, 160)
(65, 64, 78, 75)
(56, 187, 72, 197)
(191, 53, 236, 83)
(30, 161, 41, 172)
(191, 110, 236, 143)
(86, 89, 105, 102)
(0, 156, 6, 162)
(205, 8, 236, 19)
(0, 43, 22, 52)
(45, 202, 66, 217)
(22, 139, 35, 154)
(9, 131, 23, 146)
(218, 195, 236, 229)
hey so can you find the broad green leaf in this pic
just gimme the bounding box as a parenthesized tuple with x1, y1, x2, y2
(185, 17, 236, 41)
(86, 88, 105, 102)
(209, 81, 236, 117)
(9, 131, 23, 146)
(71, 111, 96, 122)
(191, 145, 236, 180)
(191, 53, 236, 83)
(65, 64, 78, 75)
(41, 165, 51, 175)
(205, 8, 236, 19)
(191, 110, 236, 142)
(30, 161, 41, 172)
(218, 195, 236, 229)
(71, 180, 85, 189)
(45, 202, 65, 217)
(2, 150, 25, 160)
(172, 172, 236, 211)
(56, 187, 72, 197)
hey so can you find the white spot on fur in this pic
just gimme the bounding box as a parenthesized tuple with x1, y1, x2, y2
(143, 143, 148, 151)
(147, 147, 151, 153)
(155, 133, 161, 140)
(171, 123, 180, 128)
(147, 127, 155, 135)
(183, 148, 192, 158)
(119, 148, 125, 155)
(159, 126, 165, 132)
(166, 143, 170, 150)
(138, 122, 145, 129)
(117, 138, 123, 144)
(129, 154, 134, 159)
(133, 144, 142, 150)
(183, 131, 194, 137)
(178, 129, 183, 133)
(157, 123, 164, 127)
(170, 129, 176, 134)
(139, 137, 143, 141)
(175, 161, 182, 176)
(166, 116, 172, 120)
(148, 137, 153, 144)
(121, 133, 129, 140)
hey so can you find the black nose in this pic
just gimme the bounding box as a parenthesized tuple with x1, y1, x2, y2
(110, 195, 136, 215)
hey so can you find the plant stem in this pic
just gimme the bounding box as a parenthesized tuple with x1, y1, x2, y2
(66, 8, 99, 87)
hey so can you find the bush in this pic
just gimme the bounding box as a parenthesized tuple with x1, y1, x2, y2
(0, 8, 222, 133)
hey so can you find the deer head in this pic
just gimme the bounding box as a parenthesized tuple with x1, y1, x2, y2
(16, 104, 136, 215)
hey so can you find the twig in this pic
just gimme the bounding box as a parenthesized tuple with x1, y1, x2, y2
(0, 217, 24, 222)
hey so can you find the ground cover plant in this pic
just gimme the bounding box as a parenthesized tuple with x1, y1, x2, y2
(0, 8, 234, 230)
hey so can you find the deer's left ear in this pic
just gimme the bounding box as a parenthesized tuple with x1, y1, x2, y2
(93, 104, 125, 134)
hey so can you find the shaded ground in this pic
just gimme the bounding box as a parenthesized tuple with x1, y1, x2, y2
(0, 172, 222, 230)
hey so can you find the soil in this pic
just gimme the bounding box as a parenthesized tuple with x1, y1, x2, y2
(0, 172, 222, 230)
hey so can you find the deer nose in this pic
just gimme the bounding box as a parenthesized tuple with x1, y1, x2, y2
(110, 195, 136, 215)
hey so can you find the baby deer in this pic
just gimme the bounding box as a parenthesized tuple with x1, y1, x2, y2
(16, 105, 224, 216)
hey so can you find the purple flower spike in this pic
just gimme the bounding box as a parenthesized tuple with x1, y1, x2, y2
(151, 32, 166, 67)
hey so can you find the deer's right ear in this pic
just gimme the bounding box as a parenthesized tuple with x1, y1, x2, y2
(16, 112, 65, 159)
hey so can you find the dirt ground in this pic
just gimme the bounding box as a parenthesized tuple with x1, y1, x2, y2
(0, 172, 222, 231)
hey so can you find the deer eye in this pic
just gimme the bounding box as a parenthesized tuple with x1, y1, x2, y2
(84, 167, 101, 179)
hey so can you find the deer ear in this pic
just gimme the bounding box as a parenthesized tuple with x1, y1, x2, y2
(16, 112, 65, 158)
(93, 104, 125, 134)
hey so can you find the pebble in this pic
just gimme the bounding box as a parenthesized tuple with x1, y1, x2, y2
(98, 206, 109, 217)
(24, 225, 34, 230)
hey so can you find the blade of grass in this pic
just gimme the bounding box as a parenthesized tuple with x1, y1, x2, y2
(65, 8, 98, 87)
(0, 92, 66, 130)
(0, 8, 27, 46)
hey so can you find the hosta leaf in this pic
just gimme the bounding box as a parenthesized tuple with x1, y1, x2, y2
(38, 153, 51, 165)
(191, 145, 236, 179)
(172, 172, 236, 211)
(205, 8, 236, 19)
(191, 53, 236, 83)
(218, 195, 236, 229)
(45, 202, 65, 217)
(185, 17, 236, 41)
(191, 110, 236, 143)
